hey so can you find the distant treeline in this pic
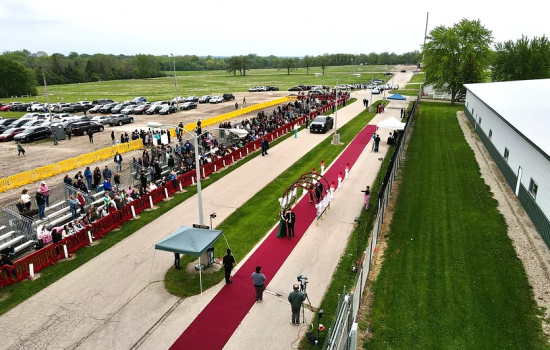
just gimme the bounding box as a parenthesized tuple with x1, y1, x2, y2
(0, 50, 420, 97)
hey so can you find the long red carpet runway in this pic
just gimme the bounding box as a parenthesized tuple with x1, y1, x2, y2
(170, 124, 377, 349)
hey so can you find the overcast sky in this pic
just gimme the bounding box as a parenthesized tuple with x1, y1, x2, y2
(1, 0, 548, 57)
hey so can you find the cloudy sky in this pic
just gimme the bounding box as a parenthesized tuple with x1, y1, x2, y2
(1, 0, 548, 57)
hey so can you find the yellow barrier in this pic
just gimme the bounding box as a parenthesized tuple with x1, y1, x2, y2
(0, 96, 291, 192)
(7, 171, 34, 190)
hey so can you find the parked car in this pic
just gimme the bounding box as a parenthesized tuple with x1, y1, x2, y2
(159, 105, 177, 115)
(372, 88, 381, 94)
(51, 116, 80, 129)
(91, 115, 111, 125)
(309, 116, 334, 134)
(172, 97, 186, 104)
(13, 126, 51, 143)
(132, 97, 147, 103)
(70, 121, 104, 136)
(91, 99, 114, 105)
(288, 86, 303, 92)
(121, 105, 135, 114)
(185, 96, 199, 103)
(199, 95, 212, 103)
(0, 127, 26, 142)
(133, 105, 150, 115)
(88, 105, 102, 113)
(145, 105, 164, 115)
(19, 113, 40, 121)
(0, 105, 12, 111)
(0, 118, 17, 127)
(400, 69, 406, 73)
(267, 86, 279, 91)
(30, 103, 45, 112)
(209, 96, 224, 104)
(180, 102, 198, 110)
(108, 114, 134, 126)
(53, 104, 71, 113)
(111, 103, 128, 114)
(63, 104, 86, 113)
(100, 103, 117, 114)
(7, 119, 34, 129)
(223, 93, 235, 101)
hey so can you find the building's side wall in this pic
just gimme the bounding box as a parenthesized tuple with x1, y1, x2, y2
(464, 91, 550, 245)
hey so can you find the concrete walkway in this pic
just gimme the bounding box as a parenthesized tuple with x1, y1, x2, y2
(1, 91, 380, 350)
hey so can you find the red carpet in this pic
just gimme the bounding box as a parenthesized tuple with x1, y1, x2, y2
(170, 124, 377, 350)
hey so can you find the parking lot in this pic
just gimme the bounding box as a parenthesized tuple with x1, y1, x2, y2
(0, 91, 288, 201)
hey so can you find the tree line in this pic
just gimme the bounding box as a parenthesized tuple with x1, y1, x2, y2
(422, 18, 550, 105)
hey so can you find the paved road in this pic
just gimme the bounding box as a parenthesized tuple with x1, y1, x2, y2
(1, 73, 413, 350)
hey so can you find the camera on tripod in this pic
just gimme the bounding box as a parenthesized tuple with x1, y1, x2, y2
(297, 275, 308, 292)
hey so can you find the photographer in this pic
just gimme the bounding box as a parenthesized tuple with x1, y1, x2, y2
(288, 284, 306, 326)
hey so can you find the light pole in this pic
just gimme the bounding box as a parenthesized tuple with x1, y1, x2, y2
(171, 54, 179, 110)
(315, 73, 361, 145)
(384, 66, 388, 101)
(370, 70, 374, 112)
(391, 67, 396, 93)
(147, 122, 248, 224)
(39, 67, 52, 124)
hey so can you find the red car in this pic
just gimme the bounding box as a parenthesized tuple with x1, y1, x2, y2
(0, 127, 26, 142)
(0, 105, 11, 111)
(133, 105, 151, 115)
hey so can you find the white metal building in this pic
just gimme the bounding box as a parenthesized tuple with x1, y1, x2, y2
(464, 79, 550, 246)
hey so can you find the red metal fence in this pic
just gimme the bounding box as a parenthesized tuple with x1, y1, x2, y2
(0, 98, 348, 288)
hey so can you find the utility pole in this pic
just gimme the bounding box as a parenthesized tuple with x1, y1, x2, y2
(171, 53, 179, 110)
(39, 67, 52, 124)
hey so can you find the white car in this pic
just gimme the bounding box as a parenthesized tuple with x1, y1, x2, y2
(30, 103, 45, 112)
(121, 106, 134, 114)
(91, 115, 111, 125)
(20, 113, 40, 121)
(372, 88, 381, 94)
(209, 96, 224, 104)
(51, 116, 80, 129)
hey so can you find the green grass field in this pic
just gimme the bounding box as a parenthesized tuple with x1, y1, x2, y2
(364, 102, 549, 350)
(164, 100, 396, 297)
(0, 65, 388, 105)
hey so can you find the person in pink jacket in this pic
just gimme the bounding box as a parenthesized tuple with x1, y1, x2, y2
(38, 181, 51, 207)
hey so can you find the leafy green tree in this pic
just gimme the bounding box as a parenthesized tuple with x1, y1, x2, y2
(302, 55, 312, 74)
(279, 58, 297, 75)
(492, 35, 550, 81)
(317, 56, 331, 74)
(422, 19, 493, 105)
(0, 57, 37, 98)
(225, 56, 241, 76)
(135, 54, 152, 78)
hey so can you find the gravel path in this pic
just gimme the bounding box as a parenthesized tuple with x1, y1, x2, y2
(457, 111, 550, 336)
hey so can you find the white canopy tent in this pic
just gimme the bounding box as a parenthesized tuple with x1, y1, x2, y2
(377, 117, 406, 130)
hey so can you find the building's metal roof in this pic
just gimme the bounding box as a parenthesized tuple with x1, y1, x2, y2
(465, 79, 550, 160)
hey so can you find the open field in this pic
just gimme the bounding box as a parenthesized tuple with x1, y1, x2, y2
(364, 102, 549, 350)
(407, 73, 424, 84)
(0, 65, 396, 105)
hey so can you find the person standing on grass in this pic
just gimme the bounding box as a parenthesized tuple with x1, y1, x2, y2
(361, 185, 371, 210)
(38, 181, 50, 207)
(88, 130, 94, 143)
(17, 142, 25, 156)
(251, 266, 266, 303)
(174, 253, 181, 269)
(288, 284, 306, 326)
(223, 248, 236, 284)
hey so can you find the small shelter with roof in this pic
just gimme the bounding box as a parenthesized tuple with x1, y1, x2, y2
(155, 226, 226, 294)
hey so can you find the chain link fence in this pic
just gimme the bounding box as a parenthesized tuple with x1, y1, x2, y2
(322, 91, 422, 350)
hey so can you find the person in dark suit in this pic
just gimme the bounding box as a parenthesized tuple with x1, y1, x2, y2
(285, 209, 296, 239)
(261, 137, 269, 156)
(223, 248, 236, 284)
(315, 182, 324, 203)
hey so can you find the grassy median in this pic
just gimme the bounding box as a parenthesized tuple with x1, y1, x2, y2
(165, 100, 387, 297)
(364, 102, 549, 350)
